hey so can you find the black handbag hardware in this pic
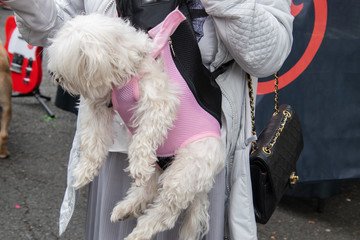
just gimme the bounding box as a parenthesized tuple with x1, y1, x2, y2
(247, 72, 304, 224)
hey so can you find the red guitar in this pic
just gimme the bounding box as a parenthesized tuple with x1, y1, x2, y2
(4, 15, 55, 117)
(4, 15, 43, 94)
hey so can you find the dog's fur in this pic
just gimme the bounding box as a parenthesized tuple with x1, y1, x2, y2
(48, 14, 225, 240)
(0, 39, 12, 159)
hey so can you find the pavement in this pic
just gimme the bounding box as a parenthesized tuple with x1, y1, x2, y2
(1, 6, 359, 240)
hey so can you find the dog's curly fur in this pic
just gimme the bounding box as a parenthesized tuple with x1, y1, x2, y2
(0, 39, 12, 159)
(47, 14, 225, 240)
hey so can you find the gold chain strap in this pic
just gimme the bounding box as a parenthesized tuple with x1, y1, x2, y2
(248, 73, 299, 184)
(262, 110, 291, 154)
(274, 72, 279, 114)
(247, 72, 279, 154)
(247, 73, 258, 154)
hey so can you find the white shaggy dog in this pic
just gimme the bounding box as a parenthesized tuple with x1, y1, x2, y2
(48, 13, 225, 240)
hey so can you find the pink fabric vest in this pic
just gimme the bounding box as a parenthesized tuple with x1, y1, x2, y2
(112, 9, 221, 158)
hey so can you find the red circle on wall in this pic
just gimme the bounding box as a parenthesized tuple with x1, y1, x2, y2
(257, 0, 328, 95)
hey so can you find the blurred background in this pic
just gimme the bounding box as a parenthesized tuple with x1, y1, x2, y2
(1, 1, 359, 239)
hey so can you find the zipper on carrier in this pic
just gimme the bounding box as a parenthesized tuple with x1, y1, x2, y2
(104, 0, 115, 14)
(169, 38, 176, 57)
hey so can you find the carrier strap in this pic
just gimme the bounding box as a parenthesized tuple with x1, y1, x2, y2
(148, 8, 186, 58)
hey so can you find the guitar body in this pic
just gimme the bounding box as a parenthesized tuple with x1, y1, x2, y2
(4, 15, 43, 94)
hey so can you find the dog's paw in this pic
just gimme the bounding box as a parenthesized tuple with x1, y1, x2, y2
(72, 176, 90, 189)
(110, 202, 132, 222)
(111, 195, 149, 222)
(72, 162, 98, 189)
(0, 152, 10, 159)
(125, 229, 153, 240)
(0, 146, 10, 159)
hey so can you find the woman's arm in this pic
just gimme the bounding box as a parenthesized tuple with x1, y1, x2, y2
(2, 0, 85, 47)
(201, 0, 294, 77)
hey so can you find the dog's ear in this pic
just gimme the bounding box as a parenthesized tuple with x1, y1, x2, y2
(102, 19, 152, 87)
(74, 15, 152, 88)
(47, 16, 117, 98)
(47, 14, 152, 97)
(79, 20, 152, 89)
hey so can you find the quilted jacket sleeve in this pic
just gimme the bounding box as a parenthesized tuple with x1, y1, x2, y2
(2, 0, 85, 47)
(201, 0, 294, 78)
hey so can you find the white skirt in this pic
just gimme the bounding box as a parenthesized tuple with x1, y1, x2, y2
(85, 152, 227, 240)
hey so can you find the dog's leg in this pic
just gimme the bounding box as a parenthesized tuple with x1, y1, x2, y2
(127, 60, 179, 187)
(0, 47, 12, 159)
(73, 98, 115, 189)
(179, 192, 210, 240)
(0, 104, 11, 158)
(110, 167, 161, 222)
(125, 137, 225, 240)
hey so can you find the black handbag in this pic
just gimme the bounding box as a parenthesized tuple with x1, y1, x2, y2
(247, 73, 304, 224)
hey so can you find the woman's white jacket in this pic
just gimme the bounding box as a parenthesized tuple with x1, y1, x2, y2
(4, 0, 293, 239)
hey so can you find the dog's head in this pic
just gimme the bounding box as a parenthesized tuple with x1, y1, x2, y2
(47, 14, 152, 100)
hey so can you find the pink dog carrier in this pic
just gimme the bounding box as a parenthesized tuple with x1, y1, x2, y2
(112, 9, 221, 169)
(113, 1, 231, 169)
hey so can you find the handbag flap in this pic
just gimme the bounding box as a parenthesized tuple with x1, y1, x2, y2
(251, 104, 304, 200)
